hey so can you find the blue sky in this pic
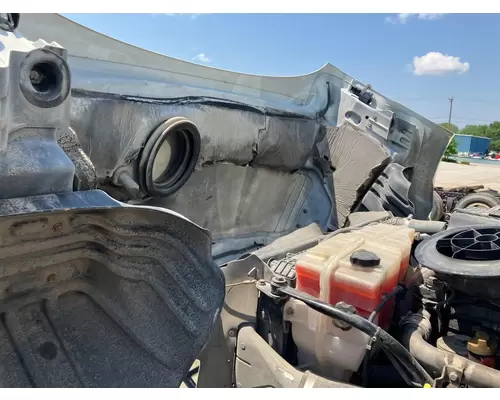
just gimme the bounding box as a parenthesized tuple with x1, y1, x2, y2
(63, 13, 500, 128)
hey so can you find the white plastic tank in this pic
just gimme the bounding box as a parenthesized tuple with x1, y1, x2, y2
(284, 223, 415, 379)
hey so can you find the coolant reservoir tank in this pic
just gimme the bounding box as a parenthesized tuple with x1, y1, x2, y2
(285, 223, 414, 379)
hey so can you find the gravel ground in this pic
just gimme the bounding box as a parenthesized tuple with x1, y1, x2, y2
(435, 161, 500, 191)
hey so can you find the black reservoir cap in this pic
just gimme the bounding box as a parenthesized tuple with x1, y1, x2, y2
(350, 249, 380, 267)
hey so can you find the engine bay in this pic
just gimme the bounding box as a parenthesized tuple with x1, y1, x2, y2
(229, 211, 500, 388)
(3, 13, 500, 388)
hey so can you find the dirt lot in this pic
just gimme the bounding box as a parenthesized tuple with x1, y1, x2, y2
(435, 161, 500, 191)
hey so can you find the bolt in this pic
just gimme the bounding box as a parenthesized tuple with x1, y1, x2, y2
(257, 279, 266, 287)
(449, 372, 458, 382)
(228, 329, 236, 337)
(303, 209, 308, 214)
(271, 276, 286, 286)
(240, 343, 246, 350)
(271, 276, 287, 296)
(285, 307, 294, 316)
(51, 222, 63, 233)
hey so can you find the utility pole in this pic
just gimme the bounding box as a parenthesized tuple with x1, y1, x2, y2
(448, 96, 454, 128)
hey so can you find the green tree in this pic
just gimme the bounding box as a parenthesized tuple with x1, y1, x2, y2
(486, 121, 500, 139)
(491, 140, 500, 152)
(439, 123, 458, 161)
(444, 137, 458, 158)
(461, 124, 488, 137)
(439, 122, 459, 133)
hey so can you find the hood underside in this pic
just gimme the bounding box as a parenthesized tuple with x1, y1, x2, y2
(17, 14, 452, 265)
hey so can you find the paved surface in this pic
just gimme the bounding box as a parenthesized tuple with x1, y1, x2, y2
(435, 161, 500, 191)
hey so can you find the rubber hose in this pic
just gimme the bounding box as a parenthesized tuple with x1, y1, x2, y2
(401, 312, 500, 387)
(256, 213, 393, 261)
(322, 214, 391, 241)
(407, 220, 446, 234)
(380, 216, 446, 234)
(363, 284, 407, 386)
(369, 285, 405, 322)
(279, 286, 433, 386)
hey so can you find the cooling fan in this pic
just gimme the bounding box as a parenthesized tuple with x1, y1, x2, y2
(436, 227, 500, 261)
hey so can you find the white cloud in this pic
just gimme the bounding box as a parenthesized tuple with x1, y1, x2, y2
(412, 52, 470, 76)
(417, 14, 445, 20)
(192, 53, 212, 63)
(385, 13, 411, 24)
(385, 13, 445, 24)
(163, 13, 201, 19)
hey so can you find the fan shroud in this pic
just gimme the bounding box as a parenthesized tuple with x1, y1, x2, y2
(415, 226, 500, 298)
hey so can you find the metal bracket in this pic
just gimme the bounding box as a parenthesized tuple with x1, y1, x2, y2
(256, 276, 289, 301)
(434, 360, 464, 388)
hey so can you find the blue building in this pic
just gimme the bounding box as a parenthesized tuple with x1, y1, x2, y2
(454, 134, 491, 155)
